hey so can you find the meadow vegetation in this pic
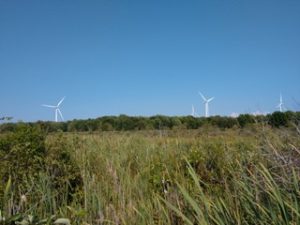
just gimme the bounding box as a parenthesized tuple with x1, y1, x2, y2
(0, 113, 300, 224)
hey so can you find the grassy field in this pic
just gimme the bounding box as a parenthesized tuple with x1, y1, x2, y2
(1, 124, 300, 224)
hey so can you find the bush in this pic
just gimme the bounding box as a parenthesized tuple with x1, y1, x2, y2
(237, 114, 255, 128)
(0, 124, 46, 189)
(0, 125, 83, 217)
(269, 112, 289, 127)
(0, 124, 46, 215)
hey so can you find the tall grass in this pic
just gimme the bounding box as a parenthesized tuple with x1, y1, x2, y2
(1, 126, 300, 224)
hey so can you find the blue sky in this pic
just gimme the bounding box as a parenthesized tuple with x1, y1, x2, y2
(0, 0, 299, 122)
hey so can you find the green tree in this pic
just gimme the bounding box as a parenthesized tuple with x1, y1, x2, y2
(269, 111, 289, 127)
(237, 114, 255, 128)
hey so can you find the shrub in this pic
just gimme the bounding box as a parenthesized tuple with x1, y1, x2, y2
(237, 114, 255, 128)
(269, 112, 289, 127)
(0, 124, 46, 190)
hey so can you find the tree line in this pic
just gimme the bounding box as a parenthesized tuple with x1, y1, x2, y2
(0, 111, 299, 133)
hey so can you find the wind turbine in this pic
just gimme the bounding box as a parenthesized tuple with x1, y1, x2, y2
(42, 97, 65, 122)
(199, 92, 214, 117)
(276, 93, 284, 112)
(191, 105, 198, 117)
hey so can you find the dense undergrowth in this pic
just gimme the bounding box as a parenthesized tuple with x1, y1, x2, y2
(0, 123, 300, 224)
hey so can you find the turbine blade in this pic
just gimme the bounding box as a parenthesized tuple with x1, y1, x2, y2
(57, 97, 65, 107)
(198, 92, 207, 101)
(207, 97, 214, 102)
(57, 109, 64, 121)
(42, 104, 56, 108)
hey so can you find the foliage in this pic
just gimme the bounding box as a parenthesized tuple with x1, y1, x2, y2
(1, 112, 299, 133)
(0, 125, 83, 223)
(237, 114, 255, 127)
(269, 111, 289, 127)
(0, 123, 300, 224)
(0, 124, 46, 192)
(45, 133, 83, 205)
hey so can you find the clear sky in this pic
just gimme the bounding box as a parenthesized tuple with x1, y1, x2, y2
(0, 0, 299, 122)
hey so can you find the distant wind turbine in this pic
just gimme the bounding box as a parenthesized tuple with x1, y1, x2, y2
(276, 93, 284, 112)
(199, 92, 214, 117)
(42, 97, 65, 122)
(191, 105, 198, 117)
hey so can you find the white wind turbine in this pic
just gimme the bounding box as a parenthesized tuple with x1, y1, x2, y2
(276, 93, 284, 112)
(191, 104, 198, 117)
(199, 92, 214, 117)
(42, 97, 65, 122)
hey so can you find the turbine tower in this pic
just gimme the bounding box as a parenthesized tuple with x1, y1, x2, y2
(277, 93, 284, 112)
(42, 97, 65, 122)
(199, 92, 214, 117)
